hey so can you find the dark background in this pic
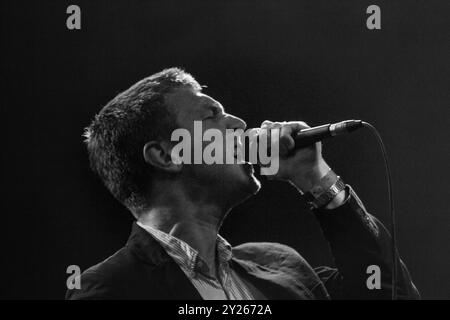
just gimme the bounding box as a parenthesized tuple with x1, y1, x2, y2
(1, 0, 449, 299)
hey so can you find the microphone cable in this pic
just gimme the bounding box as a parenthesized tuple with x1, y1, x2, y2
(362, 121, 398, 300)
(252, 120, 399, 299)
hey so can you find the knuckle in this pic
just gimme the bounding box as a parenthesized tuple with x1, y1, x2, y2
(298, 121, 309, 128)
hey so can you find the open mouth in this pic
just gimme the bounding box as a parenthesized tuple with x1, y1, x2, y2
(233, 145, 254, 174)
(232, 136, 247, 164)
(232, 146, 247, 164)
(232, 147, 240, 161)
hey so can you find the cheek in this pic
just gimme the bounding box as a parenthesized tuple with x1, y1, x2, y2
(198, 164, 242, 184)
(188, 163, 225, 182)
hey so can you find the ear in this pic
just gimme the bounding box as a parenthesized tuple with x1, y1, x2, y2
(143, 141, 182, 173)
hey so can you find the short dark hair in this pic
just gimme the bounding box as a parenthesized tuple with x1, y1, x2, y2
(83, 68, 201, 210)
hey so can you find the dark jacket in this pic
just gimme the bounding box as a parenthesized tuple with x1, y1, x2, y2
(66, 187, 420, 300)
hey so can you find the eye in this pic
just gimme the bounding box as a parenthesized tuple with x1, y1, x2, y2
(203, 113, 215, 120)
(204, 108, 221, 120)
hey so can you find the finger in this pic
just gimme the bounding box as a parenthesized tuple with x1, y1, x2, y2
(261, 121, 281, 143)
(261, 120, 274, 129)
(287, 121, 309, 133)
(279, 124, 295, 155)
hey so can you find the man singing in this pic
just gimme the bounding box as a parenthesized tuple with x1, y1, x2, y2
(66, 68, 419, 300)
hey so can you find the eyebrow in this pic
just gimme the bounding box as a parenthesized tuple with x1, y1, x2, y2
(200, 101, 224, 114)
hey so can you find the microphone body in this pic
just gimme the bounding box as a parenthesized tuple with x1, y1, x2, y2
(293, 120, 363, 148)
(244, 120, 363, 164)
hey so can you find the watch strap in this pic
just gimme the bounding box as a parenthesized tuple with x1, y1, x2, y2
(303, 170, 345, 209)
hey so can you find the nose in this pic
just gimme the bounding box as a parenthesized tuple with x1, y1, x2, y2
(225, 114, 247, 131)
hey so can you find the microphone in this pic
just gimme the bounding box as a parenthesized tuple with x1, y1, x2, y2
(293, 119, 363, 148)
(243, 120, 364, 164)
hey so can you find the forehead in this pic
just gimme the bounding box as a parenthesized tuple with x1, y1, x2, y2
(165, 86, 221, 119)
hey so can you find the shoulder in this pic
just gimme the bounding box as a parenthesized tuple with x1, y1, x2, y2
(65, 247, 134, 300)
(233, 242, 300, 256)
(84, 246, 135, 277)
(232, 242, 324, 294)
(232, 242, 310, 270)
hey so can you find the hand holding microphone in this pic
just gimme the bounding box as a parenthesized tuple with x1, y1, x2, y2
(247, 119, 398, 294)
(257, 120, 328, 191)
(251, 119, 362, 193)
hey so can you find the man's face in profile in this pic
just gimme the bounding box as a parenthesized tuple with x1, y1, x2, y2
(165, 86, 261, 205)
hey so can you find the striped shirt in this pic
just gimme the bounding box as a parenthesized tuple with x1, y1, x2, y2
(136, 221, 255, 300)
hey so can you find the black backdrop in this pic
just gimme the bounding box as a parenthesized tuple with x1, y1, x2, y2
(2, 0, 449, 299)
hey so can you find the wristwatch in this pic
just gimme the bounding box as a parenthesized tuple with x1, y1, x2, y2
(303, 170, 346, 209)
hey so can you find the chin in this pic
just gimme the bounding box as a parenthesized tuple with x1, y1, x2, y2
(232, 164, 262, 198)
(247, 171, 262, 194)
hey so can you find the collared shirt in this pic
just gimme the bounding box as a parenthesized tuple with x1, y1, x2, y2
(136, 221, 255, 300)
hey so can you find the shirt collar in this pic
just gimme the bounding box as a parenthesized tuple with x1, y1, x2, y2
(136, 221, 233, 277)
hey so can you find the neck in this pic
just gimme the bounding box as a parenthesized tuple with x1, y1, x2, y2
(136, 182, 230, 276)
